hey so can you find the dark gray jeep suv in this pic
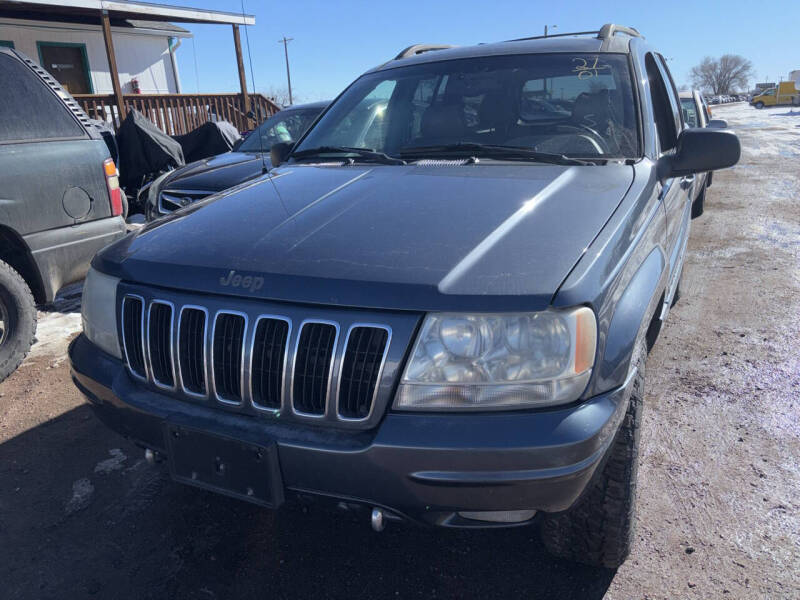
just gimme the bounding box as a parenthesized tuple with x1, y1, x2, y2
(69, 24, 739, 568)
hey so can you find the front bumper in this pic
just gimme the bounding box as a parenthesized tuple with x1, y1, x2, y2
(69, 334, 634, 527)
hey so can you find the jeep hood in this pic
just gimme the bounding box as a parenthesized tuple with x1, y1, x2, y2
(159, 151, 268, 194)
(98, 164, 634, 311)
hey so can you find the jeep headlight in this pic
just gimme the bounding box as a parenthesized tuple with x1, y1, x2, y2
(81, 267, 122, 358)
(394, 307, 596, 411)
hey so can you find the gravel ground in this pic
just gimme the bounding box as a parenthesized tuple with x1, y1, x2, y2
(1, 103, 798, 600)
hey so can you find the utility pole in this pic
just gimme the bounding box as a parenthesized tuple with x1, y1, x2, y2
(543, 25, 556, 96)
(278, 36, 293, 105)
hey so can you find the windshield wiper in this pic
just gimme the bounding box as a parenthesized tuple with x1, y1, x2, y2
(291, 146, 406, 165)
(397, 142, 594, 165)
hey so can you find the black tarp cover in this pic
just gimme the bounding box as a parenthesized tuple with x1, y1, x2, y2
(172, 120, 242, 163)
(89, 118, 119, 164)
(117, 109, 185, 189)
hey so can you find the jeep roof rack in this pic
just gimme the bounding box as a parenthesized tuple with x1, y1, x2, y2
(394, 44, 454, 60)
(597, 24, 642, 40)
(507, 23, 643, 43)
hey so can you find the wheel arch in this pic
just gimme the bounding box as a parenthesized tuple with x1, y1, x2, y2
(595, 246, 668, 392)
(0, 225, 46, 304)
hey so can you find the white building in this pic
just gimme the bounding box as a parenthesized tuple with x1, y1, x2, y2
(790, 70, 800, 86)
(0, 15, 190, 95)
(0, 1, 274, 135)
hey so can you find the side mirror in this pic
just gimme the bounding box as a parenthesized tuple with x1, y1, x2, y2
(707, 119, 728, 129)
(270, 141, 293, 167)
(658, 128, 740, 179)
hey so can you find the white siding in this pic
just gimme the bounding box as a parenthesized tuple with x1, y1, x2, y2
(0, 17, 180, 93)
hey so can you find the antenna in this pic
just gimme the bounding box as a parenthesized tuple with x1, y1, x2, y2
(240, 0, 268, 175)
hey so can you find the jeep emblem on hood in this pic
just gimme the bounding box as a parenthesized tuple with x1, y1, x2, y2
(219, 270, 264, 292)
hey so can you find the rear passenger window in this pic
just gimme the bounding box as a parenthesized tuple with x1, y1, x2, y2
(645, 54, 677, 154)
(0, 54, 85, 143)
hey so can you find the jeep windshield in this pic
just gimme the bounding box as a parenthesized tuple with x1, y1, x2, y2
(293, 53, 640, 163)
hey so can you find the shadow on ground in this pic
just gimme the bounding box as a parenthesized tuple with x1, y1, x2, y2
(0, 405, 616, 600)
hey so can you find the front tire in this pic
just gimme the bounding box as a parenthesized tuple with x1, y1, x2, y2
(755, 101, 764, 109)
(0, 260, 37, 382)
(540, 345, 645, 569)
(691, 181, 706, 219)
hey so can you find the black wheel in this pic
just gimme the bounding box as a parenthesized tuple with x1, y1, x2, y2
(691, 181, 706, 219)
(706, 171, 713, 188)
(540, 344, 645, 569)
(0, 260, 37, 382)
(670, 268, 683, 307)
(755, 101, 764, 109)
(120, 189, 129, 220)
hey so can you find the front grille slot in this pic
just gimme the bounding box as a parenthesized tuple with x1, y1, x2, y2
(338, 327, 389, 419)
(251, 318, 290, 409)
(122, 296, 145, 378)
(178, 308, 207, 395)
(212, 313, 246, 403)
(147, 302, 174, 387)
(292, 322, 337, 415)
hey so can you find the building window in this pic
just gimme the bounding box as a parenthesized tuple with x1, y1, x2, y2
(0, 41, 14, 49)
(36, 41, 93, 94)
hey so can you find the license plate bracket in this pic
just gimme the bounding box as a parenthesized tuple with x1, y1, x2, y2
(164, 423, 284, 508)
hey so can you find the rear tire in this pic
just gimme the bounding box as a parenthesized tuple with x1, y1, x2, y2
(0, 260, 37, 382)
(540, 345, 645, 569)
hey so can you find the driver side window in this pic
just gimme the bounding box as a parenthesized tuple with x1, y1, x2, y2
(645, 53, 678, 154)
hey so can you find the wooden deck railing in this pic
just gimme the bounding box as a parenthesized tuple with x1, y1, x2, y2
(74, 93, 281, 135)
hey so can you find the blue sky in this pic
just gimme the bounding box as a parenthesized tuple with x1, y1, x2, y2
(170, 0, 799, 101)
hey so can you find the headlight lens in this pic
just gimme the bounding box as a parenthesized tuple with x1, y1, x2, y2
(81, 267, 121, 358)
(395, 307, 596, 411)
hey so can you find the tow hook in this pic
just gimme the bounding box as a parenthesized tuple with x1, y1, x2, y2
(144, 448, 163, 464)
(371, 508, 385, 532)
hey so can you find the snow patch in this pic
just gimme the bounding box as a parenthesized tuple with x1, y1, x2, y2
(94, 448, 128, 474)
(24, 283, 83, 364)
(713, 103, 800, 158)
(65, 478, 94, 514)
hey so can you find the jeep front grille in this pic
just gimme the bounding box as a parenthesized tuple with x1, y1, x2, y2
(118, 291, 405, 429)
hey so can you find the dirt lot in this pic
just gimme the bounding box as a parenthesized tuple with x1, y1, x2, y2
(1, 103, 798, 599)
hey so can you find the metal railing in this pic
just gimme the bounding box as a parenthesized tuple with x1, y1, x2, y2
(74, 93, 280, 134)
